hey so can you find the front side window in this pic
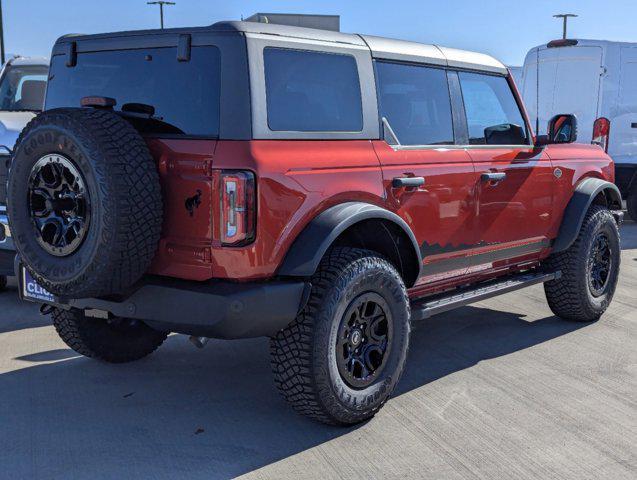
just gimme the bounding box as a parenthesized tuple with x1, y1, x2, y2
(459, 72, 528, 145)
(375, 61, 454, 146)
(46, 46, 221, 136)
(264, 48, 363, 132)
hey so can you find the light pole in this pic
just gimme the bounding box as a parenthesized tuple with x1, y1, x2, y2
(0, 0, 5, 65)
(147, 1, 175, 29)
(553, 13, 578, 39)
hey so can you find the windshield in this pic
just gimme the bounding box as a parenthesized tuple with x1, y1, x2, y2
(0, 64, 48, 111)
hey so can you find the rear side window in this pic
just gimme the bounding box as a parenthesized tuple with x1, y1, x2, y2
(375, 61, 454, 146)
(46, 46, 221, 136)
(458, 72, 528, 145)
(264, 48, 363, 132)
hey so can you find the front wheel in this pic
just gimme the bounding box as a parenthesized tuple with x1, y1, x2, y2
(0, 275, 6, 292)
(52, 308, 168, 363)
(544, 205, 621, 322)
(270, 247, 411, 425)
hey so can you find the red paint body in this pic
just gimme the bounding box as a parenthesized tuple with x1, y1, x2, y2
(145, 134, 613, 299)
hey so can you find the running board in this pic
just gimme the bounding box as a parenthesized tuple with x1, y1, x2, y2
(411, 271, 561, 321)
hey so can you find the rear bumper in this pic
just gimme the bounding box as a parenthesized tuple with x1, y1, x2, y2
(20, 273, 310, 339)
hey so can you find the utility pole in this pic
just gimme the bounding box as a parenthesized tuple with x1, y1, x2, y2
(553, 13, 578, 39)
(147, 1, 175, 29)
(0, 0, 5, 65)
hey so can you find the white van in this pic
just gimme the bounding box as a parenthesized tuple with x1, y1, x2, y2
(521, 39, 637, 219)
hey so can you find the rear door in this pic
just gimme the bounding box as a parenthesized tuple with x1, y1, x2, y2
(523, 45, 603, 141)
(459, 71, 555, 268)
(372, 61, 479, 285)
(610, 47, 637, 161)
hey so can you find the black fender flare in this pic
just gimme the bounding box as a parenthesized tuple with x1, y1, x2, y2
(278, 202, 422, 279)
(552, 178, 622, 253)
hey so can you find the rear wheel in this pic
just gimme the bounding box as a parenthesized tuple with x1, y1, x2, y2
(52, 308, 168, 363)
(544, 205, 620, 322)
(0, 275, 6, 292)
(270, 247, 411, 425)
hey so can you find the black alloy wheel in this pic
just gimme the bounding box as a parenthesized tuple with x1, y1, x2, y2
(587, 232, 612, 297)
(336, 292, 392, 389)
(28, 154, 90, 257)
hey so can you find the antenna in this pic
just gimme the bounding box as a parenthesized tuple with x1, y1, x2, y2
(553, 13, 578, 39)
(147, 1, 176, 29)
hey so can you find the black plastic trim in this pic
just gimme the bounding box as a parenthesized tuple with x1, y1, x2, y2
(20, 274, 309, 339)
(447, 70, 470, 145)
(411, 270, 560, 320)
(422, 239, 550, 275)
(278, 202, 423, 281)
(552, 178, 622, 253)
(65, 42, 77, 67)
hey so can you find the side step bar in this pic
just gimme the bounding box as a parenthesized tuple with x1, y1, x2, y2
(411, 271, 561, 321)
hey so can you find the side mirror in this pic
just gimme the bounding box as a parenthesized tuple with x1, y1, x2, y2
(540, 114, 577, 146)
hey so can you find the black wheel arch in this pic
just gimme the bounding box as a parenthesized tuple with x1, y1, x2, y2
(552, 178, 622, 254)
(278, 202, 422, 287)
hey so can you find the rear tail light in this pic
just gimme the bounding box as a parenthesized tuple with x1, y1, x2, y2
(220, 170, 256, 245)
(592, 117, 610, 152)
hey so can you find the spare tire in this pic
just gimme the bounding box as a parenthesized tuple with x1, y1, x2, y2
(7, 108, 162, 298)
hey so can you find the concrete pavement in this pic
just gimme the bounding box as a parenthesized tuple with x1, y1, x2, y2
(0, 223, 635, 479)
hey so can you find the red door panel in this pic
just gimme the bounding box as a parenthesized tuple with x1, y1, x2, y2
(373, 141, 479, 285)
(468, 146, 555, 267)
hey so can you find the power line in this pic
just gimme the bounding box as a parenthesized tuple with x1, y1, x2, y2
(147, 1, 176, 29)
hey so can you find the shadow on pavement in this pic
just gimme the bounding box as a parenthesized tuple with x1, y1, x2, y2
(0, 283, 48, 334)
(0, 304, 588, 479)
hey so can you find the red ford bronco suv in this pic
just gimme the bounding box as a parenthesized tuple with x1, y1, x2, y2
(7, 22, 622, 425)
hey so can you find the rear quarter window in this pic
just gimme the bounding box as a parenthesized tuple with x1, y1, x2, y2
(264, 48, 363, 132)
(46, 46, 221, 137)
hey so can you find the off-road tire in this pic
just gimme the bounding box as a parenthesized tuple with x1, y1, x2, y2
(627, 190, 637, 222)
(52, 308, 168, 363)
(0, 275, 6, 291)
(544, 205, 620, 322)
(270, 247, 411, 425)
(7, 108, 162, 298)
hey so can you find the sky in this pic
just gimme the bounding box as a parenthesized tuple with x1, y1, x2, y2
(3, 0, 637, 65)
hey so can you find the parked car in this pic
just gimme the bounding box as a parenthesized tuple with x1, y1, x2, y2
(0, 56, 49, 148)
(0, 56, 49, 288)
(520, 39, 637, 220)
(8, 22, 622, 425)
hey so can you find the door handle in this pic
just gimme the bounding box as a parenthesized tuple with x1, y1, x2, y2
(481, 172, 507, 183)
(392, 176, 425, 188)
